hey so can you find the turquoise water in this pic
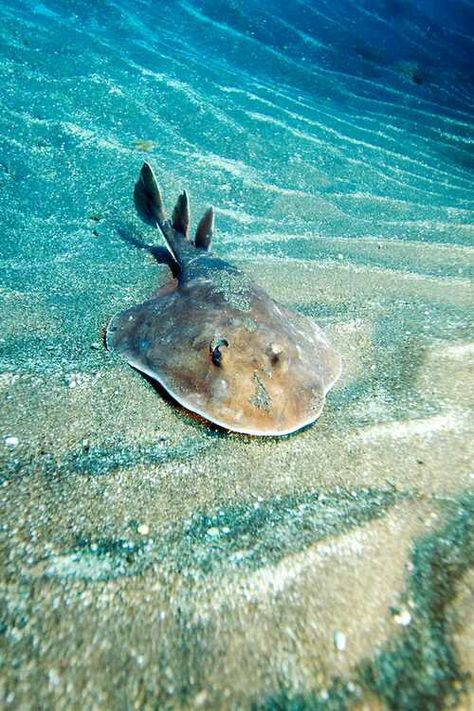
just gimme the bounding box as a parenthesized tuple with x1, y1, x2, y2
(1, 1, 473, 709)
(1, 1, 473, 378)
(1, 1, 473, 377)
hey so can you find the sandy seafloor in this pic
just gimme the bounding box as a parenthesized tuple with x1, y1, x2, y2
(1, 0, 473, 708)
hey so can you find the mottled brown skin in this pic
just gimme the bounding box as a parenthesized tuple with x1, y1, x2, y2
(106, 163, 342, 436)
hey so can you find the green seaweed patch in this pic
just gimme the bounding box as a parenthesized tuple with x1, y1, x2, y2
(179, 487, 406, 576)
(133, 139, 155, 152)
(42, 536, 154, 581)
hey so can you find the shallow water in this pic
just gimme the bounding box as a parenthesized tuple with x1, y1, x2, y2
(1, 1, 473, 708)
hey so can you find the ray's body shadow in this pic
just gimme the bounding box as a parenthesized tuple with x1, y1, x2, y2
(116, 225, 179, 278)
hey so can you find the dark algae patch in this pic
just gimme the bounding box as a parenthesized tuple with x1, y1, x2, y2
(179, 487, 405, 576)
(40, 488, 406, 585)
(63, 437, 216, 476)
(358, 494, 474, 710)
(2, 435, 218, 481)
(42, 536, 154, 581)
(253, 679, 358, 711)
(255, 494, 474, 710)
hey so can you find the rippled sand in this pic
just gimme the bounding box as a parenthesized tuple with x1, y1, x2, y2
(1, 1, 473, 709)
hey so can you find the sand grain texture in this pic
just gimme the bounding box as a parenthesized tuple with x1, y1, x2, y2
(1, 0, 473, 708)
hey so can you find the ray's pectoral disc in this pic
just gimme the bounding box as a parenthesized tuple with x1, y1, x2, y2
(107, 162, 342, 436)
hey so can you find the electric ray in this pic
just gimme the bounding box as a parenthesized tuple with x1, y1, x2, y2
(106, 162, 342, 436)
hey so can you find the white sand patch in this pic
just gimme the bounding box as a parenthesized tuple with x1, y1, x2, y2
(199, 529, 367, 610)
(0, 373, 21, 389)
(60, 122, 96, 141)
(193, 152, 256, 180)
(64, 372, 104, 390)
(59, 122, 130, 153)
(355, 412, 465, 444)
(215, 207, 254, 225)
(433, 342, 474, 361)
(33, 3, 60, 19)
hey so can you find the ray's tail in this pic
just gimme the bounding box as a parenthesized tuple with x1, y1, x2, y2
(133, 162, 215, 260)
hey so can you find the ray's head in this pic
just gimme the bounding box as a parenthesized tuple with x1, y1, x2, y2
(157, 299, 342, 436)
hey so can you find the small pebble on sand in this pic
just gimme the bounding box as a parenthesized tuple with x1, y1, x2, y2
(394, 609, 412, 626)
(334, 631, 347, 651)
(65, 374, 80, 388)
(4, 436, 19, 447)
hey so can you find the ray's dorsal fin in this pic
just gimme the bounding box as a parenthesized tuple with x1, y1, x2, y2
(194, 207, 214, 251)
(172, 190, 190, 238)
(133, 162, 165, 228)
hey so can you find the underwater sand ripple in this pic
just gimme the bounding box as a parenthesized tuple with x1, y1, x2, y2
(1, 0, 473, 706)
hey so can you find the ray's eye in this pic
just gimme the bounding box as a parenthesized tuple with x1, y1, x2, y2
(210, 337, 229, 366)
(267, 342, 284, 365)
